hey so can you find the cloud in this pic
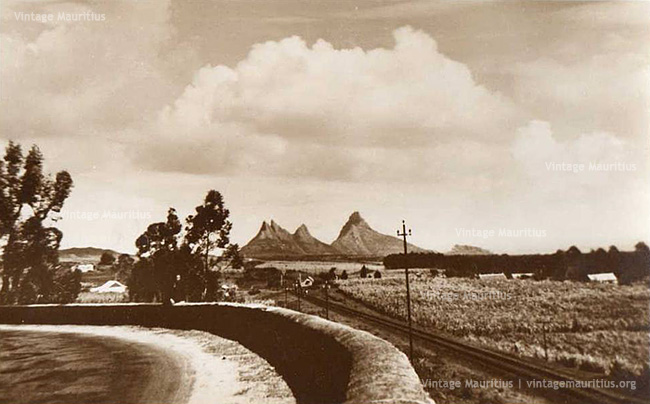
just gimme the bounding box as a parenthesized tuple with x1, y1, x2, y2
(0, 0, 195, 140)
(551, 2, 650, 28)
(146, 26, 517, 182)
(510, 52, 650, 140)
(512, 120, 645, 195)
(2, 2, 647, 253)
(342, 0, 492, 20)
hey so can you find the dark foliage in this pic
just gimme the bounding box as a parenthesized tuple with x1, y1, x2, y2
(99, 251, 115, 266)
(359, 265, 369, 278)
(0, 142, 77, 304)
(384, 243, 650, 284)
(128, 190, 239, 303)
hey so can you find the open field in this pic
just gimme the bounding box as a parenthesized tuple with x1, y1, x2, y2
(76, 291, 128, 303)
(254, 260, 383, 275)
(338, 274, 650, 380)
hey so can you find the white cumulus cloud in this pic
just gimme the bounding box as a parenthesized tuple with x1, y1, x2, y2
(147, 26, 517, 181)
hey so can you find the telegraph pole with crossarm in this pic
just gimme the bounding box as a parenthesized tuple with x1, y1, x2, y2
(397, 220, 414, 362)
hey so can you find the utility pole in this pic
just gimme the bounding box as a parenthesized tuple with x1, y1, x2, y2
(324, 281, 330, 320)
(397, 220, 414, 362)
(297, 282, 301, 312)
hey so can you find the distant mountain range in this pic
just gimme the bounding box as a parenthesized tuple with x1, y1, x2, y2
(58, 247, 123, 263)
(446, 244, 492, 255)
(241, 211, 430, 259)
(60, 220, 490, 263)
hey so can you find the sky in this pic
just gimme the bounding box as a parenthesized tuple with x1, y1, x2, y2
(1, 0, 649, 254)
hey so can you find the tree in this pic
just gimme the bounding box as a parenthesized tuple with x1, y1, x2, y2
(632, 242, 650, 282)
(112, 253, 134, 282)
(219, 243, 243, 270)
(133, 208, 183, 304)
(635, 242, 649, 257)
(99, 251, 115, 266)
(564, 246, 587, 281)
(173, 243, 205, 302)
(373, 270, 382, 279)
(328, 267, 337, 281)
(0, 142, 75, 304)
(185, 190, 232, 274)
(128, 190, 237, 303)
(127, 258, 156, 302)
(340, 270, 348, 280)
(359, 265, 369, 278)
(593, 247, 608, 272)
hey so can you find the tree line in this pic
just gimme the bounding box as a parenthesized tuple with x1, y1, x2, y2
(384, 243, 650, 284)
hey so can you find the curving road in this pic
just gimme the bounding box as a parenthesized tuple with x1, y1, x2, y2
(0, 328, 190, 404)
(0, 325, 295, 404)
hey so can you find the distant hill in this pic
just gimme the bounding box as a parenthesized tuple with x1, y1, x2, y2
(240, 221, 336, 258)
(293, 224, 338, 255)
(241, 212, 430, 259)
(58, 247, 124, 263)
(331, 212, 429, 256)
(446, 244, 492, 255)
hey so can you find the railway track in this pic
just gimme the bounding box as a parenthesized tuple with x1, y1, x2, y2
(293, 291, 646, 404)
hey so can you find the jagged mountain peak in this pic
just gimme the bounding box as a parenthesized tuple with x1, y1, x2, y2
(241, 219, 335, 258)
(294, 224, 310, 236)
(348, 211, 366, 225)
(331, 212, 430, 257)
(242, 212, 431, 258)
(337, 211, 370, 239)
(255, 220, 275, 240)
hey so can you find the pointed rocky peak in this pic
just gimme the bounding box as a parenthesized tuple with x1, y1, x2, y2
(337, 211, 370, 238)
(294, 224, 311, 237)
(266, 219, 293, 240)
(348, 211, 366, 225)
(255, 220, 274, 239)
(269, 219, 287, 232)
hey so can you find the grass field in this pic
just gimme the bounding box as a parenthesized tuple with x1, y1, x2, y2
(254, 260, 383, 275)
(338, 274, 650, 379)
(76, 292, 127, 303)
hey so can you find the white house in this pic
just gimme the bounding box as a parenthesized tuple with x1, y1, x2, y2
(512, 273, 534, 279)
(300, 276, 314, 288)
(90, 280, 127, 293)
(587, 272, 618, 284)
(220, 283, 239, 297)
(478, 273, 507, 281)
(74, 264, 95, 273)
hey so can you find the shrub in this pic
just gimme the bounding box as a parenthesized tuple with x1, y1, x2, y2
(609, 357, 636, 379)
(578, 355, 609, 374)
(555, 352, 581, 369)
(478, 390, 505, 404)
